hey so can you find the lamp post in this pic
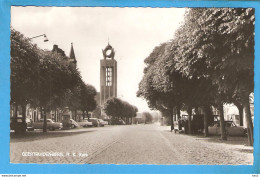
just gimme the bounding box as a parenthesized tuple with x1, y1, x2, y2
(29, 34, 49, 42)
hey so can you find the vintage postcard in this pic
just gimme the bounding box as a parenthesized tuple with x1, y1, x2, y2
(1, 0, 260, 175)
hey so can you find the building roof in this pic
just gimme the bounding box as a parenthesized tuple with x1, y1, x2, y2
(52, 44, 66, 57)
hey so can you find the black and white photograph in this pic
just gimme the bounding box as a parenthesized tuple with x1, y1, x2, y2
(10, 7, 254, 165)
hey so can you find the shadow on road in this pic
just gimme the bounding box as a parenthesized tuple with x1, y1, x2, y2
(236, 148, 254, 153)
(193, 134, 250, 146)
(161, 127, 251, 147)
(179, 133, 251, 147)
(10, 129, 96, 143)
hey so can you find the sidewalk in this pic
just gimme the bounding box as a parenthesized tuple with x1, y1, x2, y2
(158, 125, 253, 147)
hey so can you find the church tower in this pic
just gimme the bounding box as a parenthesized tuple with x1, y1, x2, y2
(100, 43, 117, 105)
(69, 42, 77, 67)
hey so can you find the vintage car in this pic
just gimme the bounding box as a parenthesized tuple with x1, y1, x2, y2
(88, 118, 100, 127)
(178, 114, 216, 134)
(208, 121, 247, 136)
(118, 119, 126, 125)
(98, 119, 106, 127)
(10, 117, 32, 131)
(32, 119, 62, 131)
(77, 119, 93, 127)
(70, 119, 79, 129)
(102, 120, 109, 125)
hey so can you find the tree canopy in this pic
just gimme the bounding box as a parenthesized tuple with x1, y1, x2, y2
(104, 97, 138, 124)
(11, 28, 98, 132)
(137, 8, 254, 144)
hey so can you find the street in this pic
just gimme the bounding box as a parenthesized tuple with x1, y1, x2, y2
(10, 124, 253, 165)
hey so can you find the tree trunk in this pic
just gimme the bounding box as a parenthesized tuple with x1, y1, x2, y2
(112, 117, 115, 125)
(244, 98, 254, 146)
(19, 103, 27, 134)
(170, 107, 174, 132)
(42, 107, 47, 133)
(21, 104, 26, 124)
(234, 102, 244, 126)
(194, 107, 200, 115)
(58, 109, 60, 122)
(87, 111, 89, 120)
(54, 109, 57, 122)
(58, 110, 62, 121)
(238, 106, 244, 126)
(74, 109, 77, 121)
(187, 106, 192, 134)
(202, 106, 209, 137)
(176, 106, 181, 122)
(82, 110, 85, 120)
(40, 107, 42, 119)
(219, 103, 227, 140)
(13, 103, 18, 122)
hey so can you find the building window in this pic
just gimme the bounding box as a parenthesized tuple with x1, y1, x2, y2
(106, 67, 112, 86)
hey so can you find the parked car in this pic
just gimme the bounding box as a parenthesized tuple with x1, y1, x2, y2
(78, 119, 93, 127)
(112, 119, 126, 125)
(102, 120, 109, 125)
(88, 118, 100, 127)
(118, 119, 126, 125)
(178, 114, 215, 134)
(32, 119, 62, 131)
(208, 121, 247, 136)
(10, 117, 32, 131)
(98, 119, 107, 127)
(70, 119, 79, 129)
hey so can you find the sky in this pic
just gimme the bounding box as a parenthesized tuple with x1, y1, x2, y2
(11, 7, 186, 112)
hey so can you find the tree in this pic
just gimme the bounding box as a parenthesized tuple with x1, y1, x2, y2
(143, 112, 153, 124)
(137, 42, 182, 132)
(137, 8, 254, 143)
(80, 83, 97, 120)
(165, 8, 254, 142)
(11, 28, 91, 133)
(104, 97, 138, 125)
(92, 106, 102, 119)
(11, 28, 40, 132)
(182, 8, 253, 143)
(169, 9, 222, 137)
(104, 97, 122, 124)
(36, 50, 81, 132)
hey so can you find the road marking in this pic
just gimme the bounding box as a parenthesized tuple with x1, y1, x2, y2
(158, 131, 183, 163)
(85, 128, 126, 163)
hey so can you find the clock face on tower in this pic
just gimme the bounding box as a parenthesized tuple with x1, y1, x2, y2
(103, 44, 115, 60)
(106, 49, 112, 57)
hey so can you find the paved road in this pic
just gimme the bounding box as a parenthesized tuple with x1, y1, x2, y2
(10, 124, 253, 164)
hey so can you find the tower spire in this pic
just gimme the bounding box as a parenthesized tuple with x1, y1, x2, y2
(69, 42, 76, 60)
